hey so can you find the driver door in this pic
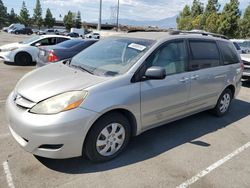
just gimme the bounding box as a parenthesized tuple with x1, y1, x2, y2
(140, 40, 191, 129)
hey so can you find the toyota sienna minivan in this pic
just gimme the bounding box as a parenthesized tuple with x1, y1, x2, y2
(6, 31, 243, 162)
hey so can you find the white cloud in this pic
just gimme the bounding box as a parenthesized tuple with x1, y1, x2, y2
(39, 0, 250, 21)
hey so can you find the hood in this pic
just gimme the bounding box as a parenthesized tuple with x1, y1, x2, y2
(15, 63, 109, 102)
(241, 54, 250, 62)
(0, 42, 23, 49)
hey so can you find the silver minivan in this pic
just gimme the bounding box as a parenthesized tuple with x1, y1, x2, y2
(6, 31, 243, 162)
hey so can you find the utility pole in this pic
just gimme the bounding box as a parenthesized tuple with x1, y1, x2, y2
(116, 0, 120, 31)
(98, 0, 102, 31)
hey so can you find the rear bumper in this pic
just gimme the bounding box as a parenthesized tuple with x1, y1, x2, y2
(6, 91, 98, 159)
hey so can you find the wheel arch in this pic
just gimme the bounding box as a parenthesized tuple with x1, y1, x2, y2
(225, 84, 235, 98)
(82, 108, 138, 155)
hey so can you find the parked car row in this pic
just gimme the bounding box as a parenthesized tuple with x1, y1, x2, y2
(0, 35, 70, 65)
(231, 39, 250, 54)
(36, 39, 97, 67)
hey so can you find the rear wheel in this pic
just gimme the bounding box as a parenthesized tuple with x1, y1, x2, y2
(212, 89, 232, 117)
(14, 52, 32, 65)
(84, 112, 131, 162)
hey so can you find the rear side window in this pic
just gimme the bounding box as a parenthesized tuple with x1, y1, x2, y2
(57, 40, 82, 48)
(189, 40, 220, 70)
(57, 37, 69, 44)
(218, 41, 240, 65)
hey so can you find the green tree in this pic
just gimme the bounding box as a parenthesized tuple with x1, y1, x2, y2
(191, 0, 204, 18)
(192, 15, 203, 29)
(63, 11, 74, 30)
(44, 8, 55, 28)
(205, 12, 220, 33)
(239, 5, 250, 38)
(202, 0, 220, 29)
(217, 0, 241, 38)
(33, 0, 43, 29)
(0, 0, 8, 28)
(177, 5, 193, 30)
(75, 11, 82, 28)
(19, 1, 30, 26)
(9, 8, 18, 24)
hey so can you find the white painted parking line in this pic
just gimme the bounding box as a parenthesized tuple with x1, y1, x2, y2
(0, 133, 10, 139)
(177, 142, 250, 188)
(3, 161, 15, 188)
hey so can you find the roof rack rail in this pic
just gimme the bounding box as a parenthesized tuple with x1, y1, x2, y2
(169, 30, 229, 40)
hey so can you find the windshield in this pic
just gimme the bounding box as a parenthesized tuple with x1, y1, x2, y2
(71, 37, 155, 76)
(19, 36, 41, 44)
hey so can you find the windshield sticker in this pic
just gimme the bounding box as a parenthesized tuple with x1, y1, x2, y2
(128, 43, 146, 51)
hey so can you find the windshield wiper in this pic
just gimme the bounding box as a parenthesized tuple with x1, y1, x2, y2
(70, 64, 94, 75)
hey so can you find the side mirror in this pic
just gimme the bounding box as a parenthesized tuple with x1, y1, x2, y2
(144, 66, 166, 80)
(35, 43, 41, 47)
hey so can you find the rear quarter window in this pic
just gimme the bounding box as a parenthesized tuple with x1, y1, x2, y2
(218, 41, 240, 65)
(189, 40, 220, 70)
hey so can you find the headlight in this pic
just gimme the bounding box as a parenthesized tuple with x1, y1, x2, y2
(30, 91, 88, 114)
(1, 47, 18, 52)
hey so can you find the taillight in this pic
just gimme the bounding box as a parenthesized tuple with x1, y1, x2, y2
(48, 50, 59, 62)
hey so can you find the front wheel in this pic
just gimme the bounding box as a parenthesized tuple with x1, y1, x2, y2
(84, 112, 131, 162)
(212, 89, 232, 117)
(14, 52, 32, 65)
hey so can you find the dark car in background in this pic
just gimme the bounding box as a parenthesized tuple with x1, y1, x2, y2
(67, 32, 80, 38)
(11, 28, 33, 35)
(36, 39, 97, 67)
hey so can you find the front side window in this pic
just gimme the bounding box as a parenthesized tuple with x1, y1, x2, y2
(145, 40, 188, 75)
(38, 37, 57, 46)
(71, 37, 155, 76)
(218, 41, 240, 65)
(189, 40, 220, 70)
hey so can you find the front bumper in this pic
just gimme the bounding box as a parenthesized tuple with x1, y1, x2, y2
(5, 92, 98, 159)
(0, 51, 13, 62)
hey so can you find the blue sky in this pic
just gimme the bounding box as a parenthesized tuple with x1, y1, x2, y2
(2, 0, 250, 22)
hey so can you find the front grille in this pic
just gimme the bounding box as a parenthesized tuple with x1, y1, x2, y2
(13, 93, 36, 109)
(38, 144, 63, 150)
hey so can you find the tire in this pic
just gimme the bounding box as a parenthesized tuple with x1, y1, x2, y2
(212, 89, 232, 117)
(84, 112, 131, 162)
(14, 52, 32, 65)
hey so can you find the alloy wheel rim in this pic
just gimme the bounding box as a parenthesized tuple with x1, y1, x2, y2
(219, 93, 231, 113)
(96, 123, 125, 157)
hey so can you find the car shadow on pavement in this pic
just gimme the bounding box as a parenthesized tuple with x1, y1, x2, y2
(242, 81, 250, 88)
(36, 99, 250, 174)
(4, 61, 36, 66)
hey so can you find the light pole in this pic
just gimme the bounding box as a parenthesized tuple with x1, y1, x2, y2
(116, 0, 120, 31)
(98, 0, 102, 31)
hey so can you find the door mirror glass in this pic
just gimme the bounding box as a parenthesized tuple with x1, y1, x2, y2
(144, 66, 166, 80)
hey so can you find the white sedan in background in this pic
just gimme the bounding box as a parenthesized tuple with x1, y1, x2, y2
(0, 35, 70, 65)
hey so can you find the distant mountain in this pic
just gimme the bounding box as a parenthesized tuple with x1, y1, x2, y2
(103, 15, 177, 29)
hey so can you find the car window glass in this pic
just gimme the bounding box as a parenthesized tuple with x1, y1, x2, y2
(39, 37, 57, 46)
(218, 41, 239, 64)
(57, 37, 69, 44)
(189, 41, 220, 70)
(146, 41, 187, 75)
